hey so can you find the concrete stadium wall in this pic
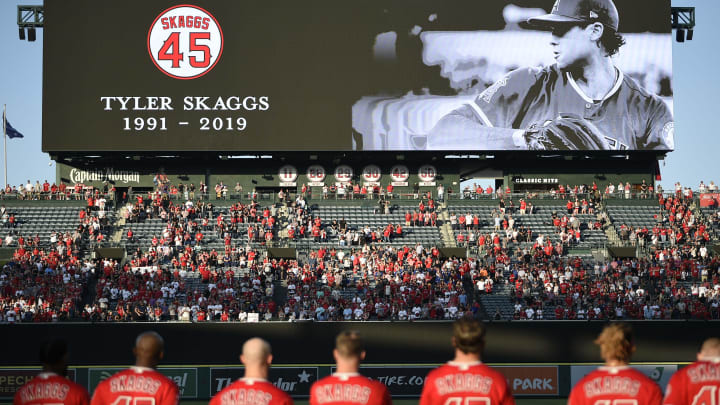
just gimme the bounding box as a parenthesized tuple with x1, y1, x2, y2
(0, 321, 712, 365)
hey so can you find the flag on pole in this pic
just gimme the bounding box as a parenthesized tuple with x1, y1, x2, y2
(3, 112, 25, 139)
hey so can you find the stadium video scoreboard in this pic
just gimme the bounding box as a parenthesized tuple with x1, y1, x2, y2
(42, 0, 672, 153)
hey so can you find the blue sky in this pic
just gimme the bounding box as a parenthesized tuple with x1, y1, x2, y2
(0, 0, 715, 189)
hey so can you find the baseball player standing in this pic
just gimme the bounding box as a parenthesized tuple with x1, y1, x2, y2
(662, 338, 720, 405)
(210, 338, 294, 405)
(428, 0, 674, 151)
(568, 324, 662, 405)
(419, 318, 515, 405)
(310, 331, 392, 405)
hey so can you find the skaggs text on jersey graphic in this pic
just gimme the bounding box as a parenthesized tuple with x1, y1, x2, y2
(147, 4, 224, 79)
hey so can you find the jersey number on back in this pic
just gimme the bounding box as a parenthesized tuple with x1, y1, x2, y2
(594, 400, 638, 405)
(111, 397, 156, 405)
(444, 397, 491, 405)
(693, 386, 719, 405)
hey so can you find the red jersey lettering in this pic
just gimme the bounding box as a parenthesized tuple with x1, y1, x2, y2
(569, 366, 662, 405)
(90, 367, 179, 405)
(14, 372, 89, 405)
(310, 373, 391, 405)
(210, 378, 293, 405)
(663, 360, 720, 405)
(420, 362, 514, 405)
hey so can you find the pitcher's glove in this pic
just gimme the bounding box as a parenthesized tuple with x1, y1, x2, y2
(522, 114, 610, 150)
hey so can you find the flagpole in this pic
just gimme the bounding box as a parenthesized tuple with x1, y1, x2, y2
(2, 104, 6, 190)
(3, 104, 6, 189)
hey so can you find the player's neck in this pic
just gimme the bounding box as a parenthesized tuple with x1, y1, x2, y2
(135, 360, 158, 369)
(453, 350, 481, 364)
(335, 360, 360, 374)
(41, 365, 63, 376)
(570, 58, 616, 100)
(604, 359, 629, 368)
(244, 366, 269, 380)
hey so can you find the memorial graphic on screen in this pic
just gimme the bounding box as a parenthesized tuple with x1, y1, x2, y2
(42, 0, 672, 152)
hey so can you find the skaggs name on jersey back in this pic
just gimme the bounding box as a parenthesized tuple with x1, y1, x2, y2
(313, 384, 372, 404)
(436, 374, 493, 395)
(583, 377, 641, 397)
(18, 383, 70, 402)
(217, 388, 272, 405)
(109, 375, 161, 394)
(687, 363, 720, 383)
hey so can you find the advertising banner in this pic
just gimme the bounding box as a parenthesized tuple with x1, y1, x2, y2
(331, 365, 558, 397)
(699, 193, 720, 207)
(210, 367, 318, 398)
(0, 369, 76, 400)
(495, 366, 559, 396)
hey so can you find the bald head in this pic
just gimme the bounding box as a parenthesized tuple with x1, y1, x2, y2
(241, 338, 272, 367)
(698, 338, 720, 361)
(134, 331, 165, 368)
(240, 338, 273, 379)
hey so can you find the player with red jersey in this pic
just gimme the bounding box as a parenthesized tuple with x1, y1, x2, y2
(14, 339, 90, 405)
(663, 338, 720, 405)
(210, 337, 293, 405)
(419, 318, 514, 405)
(310, 331, 391, 405)
(90, 332, 179, 405)
(568, 324, 662, 405)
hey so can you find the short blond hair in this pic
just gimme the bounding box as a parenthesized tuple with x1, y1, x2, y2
(453, 318, 485, 354)
(335, 331, 364, 358)
(595, 323, 635, 363)
(700, 338, 720, 358)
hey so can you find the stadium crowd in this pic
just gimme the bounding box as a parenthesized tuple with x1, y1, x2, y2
(505, 191, 720, 320)
(2, 181, 720, 322)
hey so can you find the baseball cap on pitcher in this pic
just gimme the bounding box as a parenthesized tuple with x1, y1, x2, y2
(527, 0, 619, 32)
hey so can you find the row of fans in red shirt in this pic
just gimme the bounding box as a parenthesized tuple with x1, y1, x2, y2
(507, 254, 720, 321)
(1, 247, 89, 323)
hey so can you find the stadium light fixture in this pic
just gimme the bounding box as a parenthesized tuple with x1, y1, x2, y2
(676, 28, 685, 43)
(16, 6, 44, 41)
(671, 7, 695, 44)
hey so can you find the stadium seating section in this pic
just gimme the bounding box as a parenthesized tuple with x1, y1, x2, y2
(1, 187, 719, 323)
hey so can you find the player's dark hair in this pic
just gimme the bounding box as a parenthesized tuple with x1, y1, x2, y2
(39, 339, 68, 365)
(598, 28, 626, 57)
(453, 318, 485, 354)
(335, 330, 365, 358)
